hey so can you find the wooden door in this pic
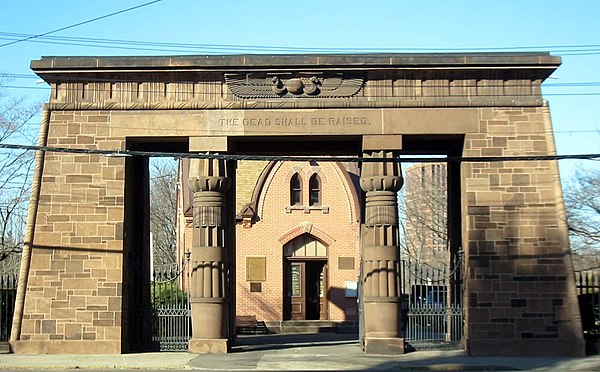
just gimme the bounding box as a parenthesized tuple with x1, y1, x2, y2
(290, 262, 305, 320)
(285, 260, 328, 321)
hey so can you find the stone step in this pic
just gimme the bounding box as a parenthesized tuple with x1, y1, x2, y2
(0, 342, 10, 354)
(280, 321, 339, 334)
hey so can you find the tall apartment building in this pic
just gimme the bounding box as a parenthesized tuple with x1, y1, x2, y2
(402, 163, 448, 270)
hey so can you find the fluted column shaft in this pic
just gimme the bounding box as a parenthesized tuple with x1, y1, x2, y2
(359, 150, 405, 354)
(188, 158, 231, 352)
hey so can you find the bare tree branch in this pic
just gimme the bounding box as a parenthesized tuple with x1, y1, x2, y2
(399, 163, 449, 270)
(149, 159, 178, 267)
(0, 76, 40, 271)
(565, 167, 600, 271)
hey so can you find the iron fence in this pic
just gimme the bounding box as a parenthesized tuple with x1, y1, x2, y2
(0, 273, 17, 343)
(575, 270, 600, 341)
(402, 256, 463, 350)
(151, 265, 190, 351)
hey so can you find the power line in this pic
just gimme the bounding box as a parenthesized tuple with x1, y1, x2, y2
(4, 81, 600, 95)
(0, 0, 165, 48)
(6, 73, 600, 89)
(4, 30, 600, 55)
(5, 83, 600, 98)
(0, 142, 598, 163)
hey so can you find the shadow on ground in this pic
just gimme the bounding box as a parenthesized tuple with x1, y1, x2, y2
(232, 333, 359, 353)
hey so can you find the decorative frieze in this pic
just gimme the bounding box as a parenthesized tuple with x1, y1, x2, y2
(47, 76, 543, 109)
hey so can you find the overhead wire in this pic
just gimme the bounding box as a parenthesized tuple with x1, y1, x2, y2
(0, 0, 166, 49)
(3, 73, 600, 94)
(4, 30, 600, 55)
(4, 84, 600, 98)
(0, 142, 598, 163)
(5, 73, 600, 89)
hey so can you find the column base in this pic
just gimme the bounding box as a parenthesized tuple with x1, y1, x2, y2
(188, 338, 229, 354)
(364, 337, 405, 355)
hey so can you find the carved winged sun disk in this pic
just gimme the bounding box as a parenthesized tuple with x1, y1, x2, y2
(225, 72, 365, 99)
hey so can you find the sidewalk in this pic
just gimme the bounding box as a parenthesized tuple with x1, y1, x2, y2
(1, 334, 599, 370)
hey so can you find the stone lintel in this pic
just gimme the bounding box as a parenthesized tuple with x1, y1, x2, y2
(364, 337, 405, 355)
(10, 340, 120, 354)
(31, 53, 560, 74)
(188, 338, 229, 354)
(362, 135, 402, 151)
(190, 136, 228, 152)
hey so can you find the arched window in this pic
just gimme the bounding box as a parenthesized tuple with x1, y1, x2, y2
(309, 174, 321, 206)
(290, 173, 302, 206)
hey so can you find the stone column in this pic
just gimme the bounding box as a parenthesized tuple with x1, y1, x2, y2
(188, 157, 231, 354)
(359, 150, 405, 354)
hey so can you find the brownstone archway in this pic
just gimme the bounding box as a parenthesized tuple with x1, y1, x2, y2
(10, 53, 584, 357)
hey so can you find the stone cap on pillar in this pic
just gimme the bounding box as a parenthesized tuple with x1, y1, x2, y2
(362, 135, 402, 151)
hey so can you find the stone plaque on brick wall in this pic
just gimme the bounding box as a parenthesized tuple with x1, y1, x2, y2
(246, 256, 266, 281)
(338, 257, 355, 270)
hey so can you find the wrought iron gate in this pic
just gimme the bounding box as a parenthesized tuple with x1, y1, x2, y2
(0, 273, 17, 343)
(151, 265, 190, 351)
(402, 254, 464, 350)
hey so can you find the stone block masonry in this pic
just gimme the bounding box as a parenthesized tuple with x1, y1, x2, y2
(11, 52, 583, 356)
(12, 110, 125, 354)
(462, 106, 584, 356)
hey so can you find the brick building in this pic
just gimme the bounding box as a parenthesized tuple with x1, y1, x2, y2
(177, 159, 361, 329)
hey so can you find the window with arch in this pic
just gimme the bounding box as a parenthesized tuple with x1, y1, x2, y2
(309, 173, 321, 206)
(290, 173, 302, 206)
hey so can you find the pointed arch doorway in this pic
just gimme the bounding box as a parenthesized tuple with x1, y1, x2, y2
(283, 234, 328, 321)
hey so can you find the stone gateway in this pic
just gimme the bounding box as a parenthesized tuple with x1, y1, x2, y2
(10, 53, 584, 356)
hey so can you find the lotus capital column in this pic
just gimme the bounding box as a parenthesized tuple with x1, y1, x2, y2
(188, 157, 232, 354)
(359, 150, 405, 354)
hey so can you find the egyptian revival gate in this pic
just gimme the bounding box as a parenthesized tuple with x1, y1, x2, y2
(9, 53, 585, 356)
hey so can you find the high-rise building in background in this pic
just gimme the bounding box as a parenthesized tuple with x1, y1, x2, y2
(402, 163, 448, 270)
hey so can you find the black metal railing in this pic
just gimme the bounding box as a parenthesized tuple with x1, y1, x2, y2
(575, 270, 600, 350)
(151, 265, 190, 351)
(402, 256, 464, 350)
(0, 273, 17, 343)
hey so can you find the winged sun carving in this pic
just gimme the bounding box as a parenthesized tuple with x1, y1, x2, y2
(225, 73, 365, 99)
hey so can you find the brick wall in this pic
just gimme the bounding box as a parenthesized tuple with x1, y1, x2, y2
(235, 161, 361, 322)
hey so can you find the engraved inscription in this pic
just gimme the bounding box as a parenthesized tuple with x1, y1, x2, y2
(219, 116, 371, 127)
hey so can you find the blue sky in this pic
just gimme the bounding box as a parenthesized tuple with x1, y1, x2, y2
(1, 0, 599, 181)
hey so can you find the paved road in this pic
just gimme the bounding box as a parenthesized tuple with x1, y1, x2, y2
(1, 333, 599, 370)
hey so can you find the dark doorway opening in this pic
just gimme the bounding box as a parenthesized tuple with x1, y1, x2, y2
(284, 260, 328, 321)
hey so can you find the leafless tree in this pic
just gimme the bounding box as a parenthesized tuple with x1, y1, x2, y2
(149, 159, 178, 267)
(565, 167, 600, 271)
(398, 163, 449, 270)
(0, 76, 40, 272)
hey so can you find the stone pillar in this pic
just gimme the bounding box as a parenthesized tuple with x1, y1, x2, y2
(188, 157, 231, 354)
(359, 150, 405, 354)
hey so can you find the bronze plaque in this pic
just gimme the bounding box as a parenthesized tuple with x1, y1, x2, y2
(246, 256, 266, 281)
(250, 282, 262, 292)
(338, 257, 355, 270)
